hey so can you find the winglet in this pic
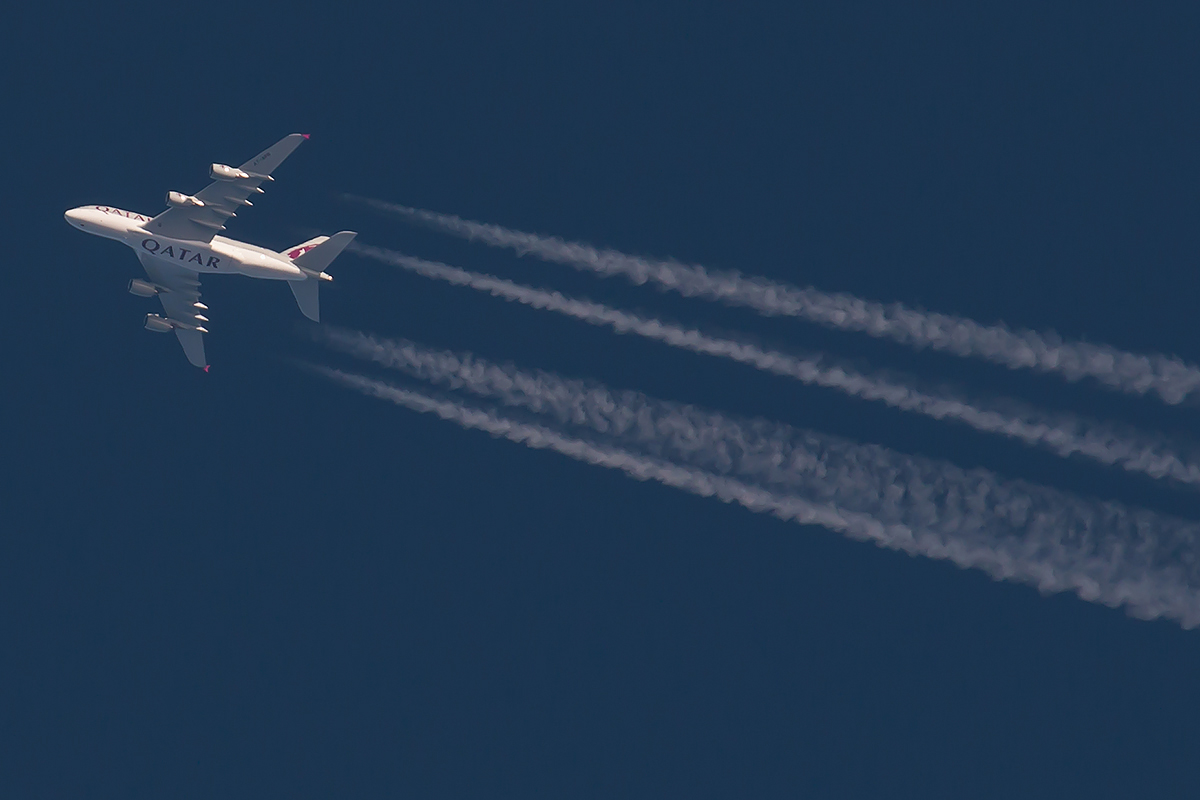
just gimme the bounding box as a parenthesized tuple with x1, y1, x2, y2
(203, 365, 210, 373)
(302, 133, 311, 140)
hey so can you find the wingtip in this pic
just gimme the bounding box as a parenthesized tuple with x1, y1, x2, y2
(301, 133, 311, 140)
(203, 365, 211, 373)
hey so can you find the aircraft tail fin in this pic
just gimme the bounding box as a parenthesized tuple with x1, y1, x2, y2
(291, 231, 356, 273)
(282, 235, 329, 261)
(283, 231, 356, 322)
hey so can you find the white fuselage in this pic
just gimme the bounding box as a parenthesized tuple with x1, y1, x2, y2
(63, 205, 304, 281)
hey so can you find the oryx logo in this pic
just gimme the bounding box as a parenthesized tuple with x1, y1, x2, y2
(287, 244, 319, 259)
(141, 238, 221, 269)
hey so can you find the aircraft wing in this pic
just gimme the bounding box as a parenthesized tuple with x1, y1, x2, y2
(137, 253, 209, 369)
(144, 133, 309, 243)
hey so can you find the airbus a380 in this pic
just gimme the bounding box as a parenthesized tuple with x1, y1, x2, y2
(64, 133, 355, 370)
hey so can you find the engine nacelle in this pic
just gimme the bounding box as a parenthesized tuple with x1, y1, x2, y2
(128, 278, 158, 297)
(166, 191, 205, 208)
(210, 163, 250, 181)
(144, 314, 174, 333)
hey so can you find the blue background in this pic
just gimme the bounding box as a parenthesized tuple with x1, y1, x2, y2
(4, 3, 1200, 797)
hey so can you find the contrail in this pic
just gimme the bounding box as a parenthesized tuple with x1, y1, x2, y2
(309, 364, 908, 545)
(346, 244, 1200, 487)
(311, 333, 1200, 628)
(348, 195, 1200, 405)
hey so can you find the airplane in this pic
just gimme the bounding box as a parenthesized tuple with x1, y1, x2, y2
(64, 133, 355, 370)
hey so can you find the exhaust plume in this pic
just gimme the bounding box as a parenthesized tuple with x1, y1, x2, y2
(311, 333, 1200, 628)
(347, 244, 1200, 487)
(348, 195, 1200, 405)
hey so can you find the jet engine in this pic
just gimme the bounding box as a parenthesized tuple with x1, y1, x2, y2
(166, 191, 205, 208)
(128, 279, 158, 297)
(144, 314, 174, 333)
(210, 163, 250, 181)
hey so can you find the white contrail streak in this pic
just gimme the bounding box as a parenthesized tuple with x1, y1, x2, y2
(310, 364, 907, 545)
(347, 243, 1200, 487)
(311, 334, 1200, 628)
(348, 195, 1200, 405)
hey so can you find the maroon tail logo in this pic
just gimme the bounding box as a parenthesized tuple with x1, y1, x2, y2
(287, 244, 319, 260)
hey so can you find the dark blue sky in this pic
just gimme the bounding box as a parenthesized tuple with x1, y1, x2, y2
(4, 3, 1200, 797)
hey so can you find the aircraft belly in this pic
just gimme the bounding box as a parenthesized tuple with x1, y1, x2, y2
(231, 256, 303, 280)
(130, 234, 300, 278)
(133, 237, 226, 273)
(142, 251, 219, 274)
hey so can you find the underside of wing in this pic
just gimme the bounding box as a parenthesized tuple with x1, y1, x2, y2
(137, 253, 210, 368)
(145, 133, 309, 243)
(173, 328, 207, 369)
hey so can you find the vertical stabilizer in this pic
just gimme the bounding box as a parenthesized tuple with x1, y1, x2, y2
(283, 231, 356, 322)
(292, 231, 356, 273)
(282, 235, 329, 261)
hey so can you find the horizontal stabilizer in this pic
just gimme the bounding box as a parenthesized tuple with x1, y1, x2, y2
(284, 231, 355, 322)
(289, 279, 320, 322)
